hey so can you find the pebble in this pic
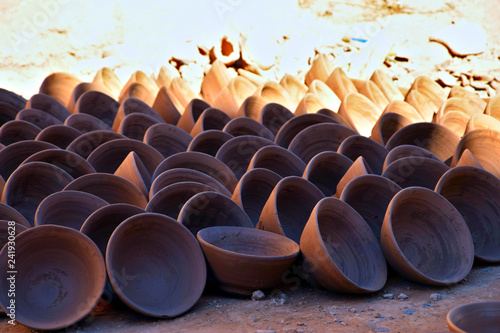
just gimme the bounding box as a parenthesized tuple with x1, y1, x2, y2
(375, 312, 384, 318)
(256, 330, 276, 333)
(383, 293, 394, 299)
(398, 293, 409, 300)
(252, 290, 265, 301)
(430, 293, 443, 302)
(429, 21, 487, 57)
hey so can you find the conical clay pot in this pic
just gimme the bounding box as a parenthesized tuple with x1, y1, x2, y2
(370, 112, 412, 147)
(118, 112, 159, 141)
(144, 123, 192, 158)
(303, 151, 353, 197)
(66, 130, 125, 159)
(383, 144, 441, 171)
(258, 102, 294, 137)
(190, 107, 232, 137)
(176, 98, 211, 134)
(187, 130, 233, 157)
(455, 148, 483, 169)
(26, 93, 72, 122)
(16, 108, 63, 129)
(64, 113, 111, 132)
(114, 151, 152, 197)
(382, 156, 449, 190)
(335, 156, 373, 198)
(0, 120, 41, 146)
(0, 202, 31, 228)
(338, 135, 388, 175)
(247, 145, 306, 178)
(39, 72, 82, 107)
(338, 92, 382, 137)
(74, 90, 119, 127)
(35, 124, 81, 149)
(223, 117, 274, 141)
(274, 113, 337, 148)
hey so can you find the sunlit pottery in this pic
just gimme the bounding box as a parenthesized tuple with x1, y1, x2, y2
(338, 92, 382, 137)
(381, 100, 424, 123)
(295, 80, 341, 115)
(151, 86, 182, 125)
(64, 113, 111, 132)
(288, 122, 357, 164)
(178, 191, 253, 236)
(338, 135, 388, 175)
(303, 151, 353, 197)
(435, 97, 482, 120)
(455, 148, 483, 168)
(247, 145, 306, 177)
(106, 213, 206, 318)
(176, 98, 211, 134)
(16, 108, 63, 129)
(383, 144, 441, 171)
(67, 82, 109, 113)
(35, 190, 108, 230)
(237, 68, 266, 87)
(168, 77, 199, 110)
(404, 89, 437, 122)
(452, 129, 500, 178)
(0, 140, 57, 180)
(408, 75, 447, 110)
(190, 107, 232, 137)
(35, 124, 81, 149)
(215, 135, 275, 179)
(154, 64, 181, 88)
(187, 130, 233, 157)
(370, 69, 404, 101)
(87, 138, 164, 176)
(74, 90, 119, 127)
(223, 117, 274, 141)
(335, 156, 373, 198)
(352, 78, 390, 110)
(258, 102, 294, 136)
(200, 60, 233, 106)
(385, 122, 460, 165)
(114, 151, 152, 197)
(232, 168, 282, 227)
(325, 67, 358, 101)
(150, 168, 231, 200)
(370, 112, 413, 146)
(465, 113, 500, 134)
(153, 151, 238, 193)
(118, 112, 159, 141)
(112, 97, 164, 132)
(381, 187, 474, 286)
(119, 82, 155, 106)
(39, 72, 81, 107)
(66, 130, 125, 159)
(448, 85, 487, 111)
(280, 73, 307, 106)
(382, 156, 449, 189)
(484, 92, 500, 121)
(257, 176, 324, 243)
(253, 81, 293, 111)
(0, 120, 41, 145)
(147, 181, 217, 219)
(341, 174, 401, 241)
(301, 197, 387, 293)
(26, 93, 71, 122)
(212, 76, 256, 118)
(447, 302, 500, 333)
(144, 123, 192, 158)
(305, 53, 335, 86)
(236, 95, 266, 120)
(437, 110, 470, 137)
(2, 162, 73, 226)
(92, 67, 123, 100)
(64, 173, 147, 208)
(21, 148, 95, 179)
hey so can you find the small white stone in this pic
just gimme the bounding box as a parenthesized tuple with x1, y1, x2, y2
(398, 293, 409, 300)
(252, 290, 265, 300)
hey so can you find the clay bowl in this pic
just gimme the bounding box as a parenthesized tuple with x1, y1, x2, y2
(315, 108, 353, 129)
(338, 135, 388, 175)
(144, 123, 192, 158)
(151, 86, 181, 125)
(381, 187, 474, 285)
(254, 81, 294, 111)
(257, 176, 324, 243)
(190, 107, 232, 137)
(0, 140, 58, 180)
(448, 86, 487, 111)
(200, 60, 232, 106)
(21, 148, 96, 179)
(38, 72, 81, 107)
(325, 67, 358, 102)
(382, 156, 449, 190)
(0, 225, 106, 330)
(16, 108, 63, 129)
(92, 67, 122, 99)
(295, 91, 337, 117)
(64, 113, 111, 132)
(352, 78, 389, 110)
(437, 110, 471, 137)
(0, 120, 41, 145)
(118, 112, 159, 141)
(66, 130, 124, 158)
(435, 166, 500, 262)
(455, 148, 483, 168)
(176, 98, 210, 133)
(370, 112, 413, 146)
(236, 95, 266, 120)
(74, 90, 120, 127)
(280, 73, 308, 106)
(0, 87, 27, 112)
(301, 197, 387, 293)
(0, 202, 31, 228)
(452, 129, 500, 178)
(381, 100, 424, 123)
(223, 117, 274, 141)
(68, 82, 109, 112)
(64, 173, 147, 208)
(0, 102, 19, 127)
(447, 302, 500, 333)
(35, 124, 81, 149)
(404, 89, 438, 122)
(258, 102, 294, 136)
(247, 145, 306, 177)
(87, 138, 164, 176)
(215, 135, 276, 180)
(303, 151, 353, 196)
(35, 190, 108, 230)
(305, 80, 341, 112)
(386, 122, 460, 165)
(168, 77, 199, 111)
(197, 226, 299, 295)
(274, 113, 335, 148)
(335, 156, 373, 198)
(2, 162, 73, 226)
(178, 191, 254, 236)
(187, 130, 233, 157)
(338, 92, 384, 137)
(106, 213, 206, 317)
(485, 93, 500, 120)
(305, 53, 334, 85)
(112, 97, 164, 132)
(232, 168, 282, 227)
(150, 168, 231, 200)
(465, 113, 500, 134)
(370, 69, 404, 102)
(383, 144, 441, 171)
(288, 123, 357, 164)
(409, 75, 447, 109)
(26, 93, 72, 122)
(340, 174, 402, 242)
(153, 151, 238, 193)
(114, 151, 152, 197)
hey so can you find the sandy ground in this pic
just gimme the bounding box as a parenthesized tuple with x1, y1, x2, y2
(0, 0, 499, 332)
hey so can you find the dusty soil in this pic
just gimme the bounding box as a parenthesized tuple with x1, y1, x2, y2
(0, 0, 499, 332)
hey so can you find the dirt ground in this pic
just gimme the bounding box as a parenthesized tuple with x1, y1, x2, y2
(0, 0, 499, 332)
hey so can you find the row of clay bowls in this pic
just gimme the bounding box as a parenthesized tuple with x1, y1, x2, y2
(0, 60, 498, 330)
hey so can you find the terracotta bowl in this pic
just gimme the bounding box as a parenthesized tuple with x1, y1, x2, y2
(447, 302, 500, 333)
(176, 98, 210, 133)
(35, 190, 108, 230)
(35, 124, 81, 149)
(112, 97, 164, 132)
(303, 151, 353, 196)
(337, 92, 382, 137)
(341, 174, 402, 242)
(118, 112, 159, 141)
(0, 103, 20, 127)
(382, 156, 449, 190)
(190, 107, 232, 137)
(383, 144, 441, 171)
(26, 92, 72, 122)
(197, 226, 299, 295)
(66, 130, 124, 159)
(370, 112, 412, 147)
(150, 168, 231, 200)
(153, 151, 238, 193)
(237, 95, 266, 120)
(232, 168, 282, 227)
(258, 102, 294, 136)
(338, 135, 388, 175)
(144, 123, 192, 158)
(0, 225, 106, 330)
(381, 187, 474, 285)
(288, 123, 357, 164)
(188, 130, 233, 157)
(301, 197, 387, 293)
(64, 113, 111, 132)
(38, 72, 81, 107)
(274, 113, 335, 148)
(257, 176, 324, 243)
(0, 120, 40, 145)
(74, 90, 120, 127)
(0, 140, 57, 180)
(106, 213, 206, 317)
(435, 166, 500, 262)
(178, 191, 254, 236)
(223, 117, 274, 141)
(247, 145, 306, 177)
(0, 202, 31, 228)
(16, 108, 63, 129)
(335, 156, 373, 198)
(114, 151, 152, 197)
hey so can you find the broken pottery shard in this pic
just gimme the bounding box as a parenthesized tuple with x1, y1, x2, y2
(429, 22, 486, 57)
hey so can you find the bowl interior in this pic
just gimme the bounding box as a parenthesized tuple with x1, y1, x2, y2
(448, 302, 500, 333)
